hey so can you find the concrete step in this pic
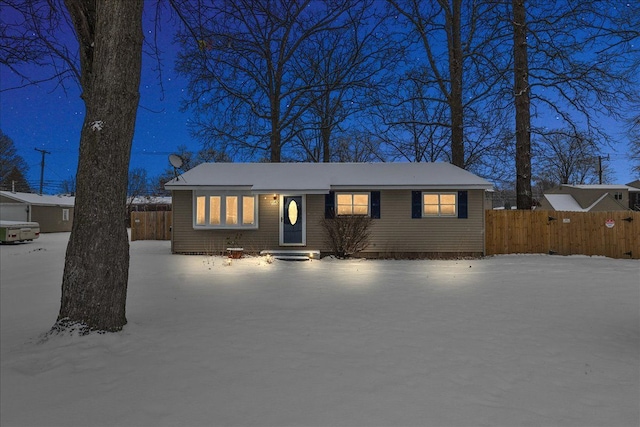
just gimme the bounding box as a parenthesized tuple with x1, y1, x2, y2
(260, 249, 320, 261)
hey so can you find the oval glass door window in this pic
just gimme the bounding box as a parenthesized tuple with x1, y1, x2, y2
(288, 200, 299, 226)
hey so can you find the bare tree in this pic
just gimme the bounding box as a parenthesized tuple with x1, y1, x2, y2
(628, 113, 640, 178)
(128, 168, 149, 197)
(0, 129, 31, 191)
(373, 70, 450, 163)
(509, 1, 639, 207)
(291, 1, 400, 163)
(512, 0, 532, 209)
(172, 0, 361, 162)
(126, 167, 149, 219)
(387, 0, 510, 170)
(0, 0, 80, 89)
(333, 132, 383, 163)
(60, 175, 76, 195)
(55, 0, 144, 332)
(534, 130, 606, 185)
(1, 0, 145, 332)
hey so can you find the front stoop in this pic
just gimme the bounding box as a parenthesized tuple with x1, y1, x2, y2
(260, 249, 321, 261)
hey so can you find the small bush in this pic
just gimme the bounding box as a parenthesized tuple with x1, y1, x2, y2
(320, 215, 373, 258)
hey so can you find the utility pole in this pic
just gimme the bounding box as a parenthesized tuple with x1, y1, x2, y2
(34, 148, 51, 195)
(597, 154, 610, 185)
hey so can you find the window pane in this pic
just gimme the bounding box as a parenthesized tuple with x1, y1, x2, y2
(337, 193, 353, 215)
(441, 194, 456, 205)
(423, 205, 438, 216)
(423, 194, 438, 205)
(242, 196, 255, 225)
(196, 196, 206, 225)
(354, 194, 369, 206)
(337, 205, 353, 215)
(337, 194, 353, 205)
(209, 196, 221, 225)
(226, 196, 238, 225)
(353, 205, 368, 215)
(441, 204, 456, 215)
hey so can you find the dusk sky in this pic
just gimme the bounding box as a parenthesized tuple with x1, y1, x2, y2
(1, 18, 197, 194)
(0, 7, 636, 194)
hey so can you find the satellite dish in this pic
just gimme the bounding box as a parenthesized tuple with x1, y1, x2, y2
(169, 154, 184, 169)
(168, 154, 185, 180)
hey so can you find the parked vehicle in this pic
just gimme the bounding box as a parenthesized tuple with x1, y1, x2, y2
(0, 221, 40, 243)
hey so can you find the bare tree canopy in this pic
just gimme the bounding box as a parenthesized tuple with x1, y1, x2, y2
(0, 0, 80, 89)
(172, 0, 397, 162)
(386, 0, 512, 171)
(534, 130, 608, 185)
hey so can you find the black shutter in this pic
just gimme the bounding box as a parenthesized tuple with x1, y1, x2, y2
(371, 191, 381, 219)
(325, 191, 335, 218)
(412, 191, 422, 218)
(458, 191, 468, 219)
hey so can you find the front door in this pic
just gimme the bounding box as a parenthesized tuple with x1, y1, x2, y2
(281, 195, 305, 245)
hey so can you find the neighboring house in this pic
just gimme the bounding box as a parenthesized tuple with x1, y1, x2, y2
(538, 184, 636, 212)
(165, 162, 494, 258)
(0, 191, 75, 232)
(627, 180, 640, 210)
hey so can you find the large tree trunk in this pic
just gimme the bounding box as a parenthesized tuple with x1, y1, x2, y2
(57, 0, 143, 332)
(512, 0, 533, 209)
(445, 0, 465, 168)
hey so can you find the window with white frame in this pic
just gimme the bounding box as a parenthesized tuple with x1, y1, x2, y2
(194, 192, 258, 228)
(62, 208, 70, 221)
(422, 192, 457, 216)
(336, 192, 370, 215)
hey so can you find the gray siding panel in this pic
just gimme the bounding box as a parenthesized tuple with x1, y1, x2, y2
(171, 189, 485, 255)
(32, 206, 73, 232)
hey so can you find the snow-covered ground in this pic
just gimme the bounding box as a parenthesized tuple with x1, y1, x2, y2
(1, 233, 638, 427)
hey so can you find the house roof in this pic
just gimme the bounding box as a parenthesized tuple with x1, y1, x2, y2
(0, 191, 75, 207)
(562, 184, 640, 192)
(543, 193, 611, 212)
(625, 180, 640, 191)
(164, 162, 494, 193)
(543, 194, 589, 212)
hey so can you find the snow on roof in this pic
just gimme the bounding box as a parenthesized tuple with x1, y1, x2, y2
(165, 162, 493, 193)
(544, 194, 586, 211)
(564, 184, 632, 190)
(544, 193, 612, 212)
(128, 196, 172, 205)
(0, 191, 75, 207)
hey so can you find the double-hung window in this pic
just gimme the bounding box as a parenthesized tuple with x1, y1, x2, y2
(422, 192, 457, 217)
(194, 192, 258, 229)
(336, 192, 370, 216)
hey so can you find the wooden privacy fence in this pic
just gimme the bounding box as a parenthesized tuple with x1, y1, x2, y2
(130, 211, 172, 241)
(485, 210, 640, 259)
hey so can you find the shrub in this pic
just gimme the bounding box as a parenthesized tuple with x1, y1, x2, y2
(320, 215, 373, 258)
